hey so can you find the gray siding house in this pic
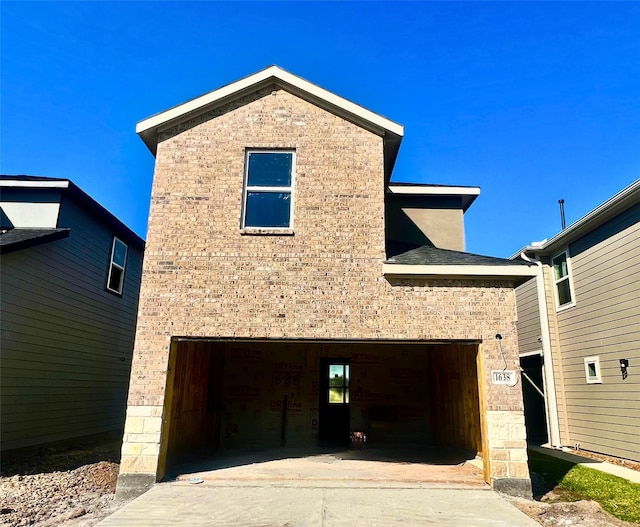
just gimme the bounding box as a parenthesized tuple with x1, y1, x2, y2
(1, 175, 144, 452)
(511, 179, 640, 462)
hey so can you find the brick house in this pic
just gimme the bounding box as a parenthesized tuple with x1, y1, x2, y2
(117, 66, 537, 498)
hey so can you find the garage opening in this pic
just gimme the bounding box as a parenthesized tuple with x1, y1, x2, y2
(158, 339, 486, 482)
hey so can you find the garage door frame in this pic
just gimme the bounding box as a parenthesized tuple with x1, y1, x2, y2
(156, 337, 490, 483)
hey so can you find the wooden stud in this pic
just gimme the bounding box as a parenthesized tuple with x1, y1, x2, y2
(476, 343, 491, 484)
(156, 338, 178, 481)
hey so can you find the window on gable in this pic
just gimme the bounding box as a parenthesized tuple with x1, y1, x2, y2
(552, 250, 574, 309)
(242, 151, 294, 229)
(107, 237, 128, 295)
(584, 356, 602, 384)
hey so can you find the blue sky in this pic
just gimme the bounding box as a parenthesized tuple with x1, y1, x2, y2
(2, 1, 639, 257)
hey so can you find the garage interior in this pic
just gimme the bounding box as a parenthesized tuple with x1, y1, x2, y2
(158, 339, 488, 483)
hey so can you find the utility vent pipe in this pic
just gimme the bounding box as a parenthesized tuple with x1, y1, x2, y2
(558, 199, 566, 230)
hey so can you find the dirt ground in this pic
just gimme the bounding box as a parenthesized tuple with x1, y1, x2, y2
(510, 495, 638, 527)
(0, 439, 123, 527)
(509, 455, 640, 527)
(1, 439, 638, 527)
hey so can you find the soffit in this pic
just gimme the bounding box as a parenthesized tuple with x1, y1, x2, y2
(387, 184, 481, 212)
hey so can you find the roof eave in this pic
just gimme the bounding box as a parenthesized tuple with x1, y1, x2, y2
(1, 176, 145, 249)
(136, 66, 404, 159)
(0, 178, 70, 189)
(386, 185, 481, 212)
(516, 178, 640, 257)
(0, 228, 71, 255)
(65, 182, 145, 250)
(382, 263, 537, 286)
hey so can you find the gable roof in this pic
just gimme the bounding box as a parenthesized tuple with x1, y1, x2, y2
(136, 66, 405, 182)
(0, 175, 145, 251)
(511, 178, 640, 259)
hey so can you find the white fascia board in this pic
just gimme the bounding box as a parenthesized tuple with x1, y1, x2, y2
(540, 179, 640, 250)
(387, 185, 480, 197)
(273, 67, 404, 136)
(509, 246, 535, 260)
(382, 263, 537, 278)
(514, 178, 640, 257)
(509, 240, 548, 260)
(136, 65, 404, 138)
(0, 180, 69, 189)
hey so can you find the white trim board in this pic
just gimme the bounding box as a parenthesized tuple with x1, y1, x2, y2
(382, 263, 537, 280)
(512, 178, 640, 258)
(0, 180, 69, 189)
(387, 185, 480, 197)
(519, 350, 543, 358)
(137, 66, 404, 153)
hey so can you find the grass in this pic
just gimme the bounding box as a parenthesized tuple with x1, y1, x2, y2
(527, 449, 640, 524)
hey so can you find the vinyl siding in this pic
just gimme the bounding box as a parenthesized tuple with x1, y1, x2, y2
(516, 268, 572, 443)
(541, 264, 571, 444)
(0, 198, 143, 451)
(554, 203, 640, 461)
(515, 278, 542, 355)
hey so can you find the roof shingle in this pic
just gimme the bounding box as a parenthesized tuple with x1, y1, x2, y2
(0, 228, 71, 254)
(386, 244, 532, 267)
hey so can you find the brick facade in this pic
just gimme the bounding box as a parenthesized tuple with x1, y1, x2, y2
(119, 84, 531, 497)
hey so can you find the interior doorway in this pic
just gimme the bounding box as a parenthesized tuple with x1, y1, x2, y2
(520, 354, 548, 444)
(318, 358, 350, 444)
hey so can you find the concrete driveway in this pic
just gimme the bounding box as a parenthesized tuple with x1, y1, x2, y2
(98, 449, 538, 526)
(98, 482, 539, 526)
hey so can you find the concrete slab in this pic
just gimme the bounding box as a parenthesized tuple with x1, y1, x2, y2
(530, 445, 640, 484)
(98, 483, 540, 526)
(171, 448, 485, 487)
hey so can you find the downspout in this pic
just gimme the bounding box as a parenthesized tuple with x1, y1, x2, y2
(520, 252, 561, 448)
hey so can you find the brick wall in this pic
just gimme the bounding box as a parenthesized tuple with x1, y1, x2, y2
(121, 86, 528, 489)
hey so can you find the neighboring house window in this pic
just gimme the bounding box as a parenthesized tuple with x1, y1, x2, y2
(107, 237, 128, 294)
(552, 250, 574, 309)
(242, 150, 294, 229)
(584, 356, 602, 384)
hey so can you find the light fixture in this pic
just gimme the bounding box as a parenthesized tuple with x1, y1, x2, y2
(620, 359, 629, 380)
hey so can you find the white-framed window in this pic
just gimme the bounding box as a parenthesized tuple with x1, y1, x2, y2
(106, 237, 128, 295)
(552, 250, 575, 310)
(584, 356, 602, 384)
(242, 150, 294, 229)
